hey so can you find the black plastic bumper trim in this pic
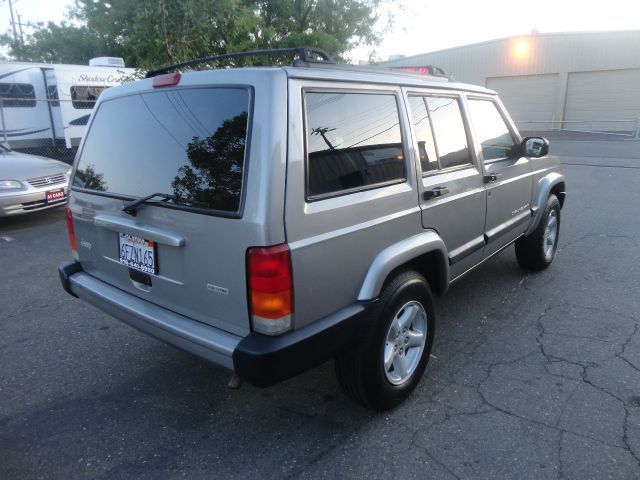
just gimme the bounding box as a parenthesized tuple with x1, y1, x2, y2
(58, 261, 83, 298)
(448, 235, 485, 265)
(233, 301, 375, 387)
(484, 210, 532, 244)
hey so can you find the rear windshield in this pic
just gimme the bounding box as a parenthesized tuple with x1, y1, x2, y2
(73, 87, 250, 214)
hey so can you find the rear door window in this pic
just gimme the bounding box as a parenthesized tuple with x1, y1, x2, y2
(425, 96, 472, 170)
(407, 96, 438, 173)
(73, 87, 251, 215)
(408, 94, 473, 173)
(305, 92, 405, 199)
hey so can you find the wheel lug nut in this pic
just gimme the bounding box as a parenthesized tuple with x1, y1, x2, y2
(405, 337, 409, 344)
(403, 327, 407, 333)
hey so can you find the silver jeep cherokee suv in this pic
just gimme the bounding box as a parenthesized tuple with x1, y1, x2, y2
(59, 48, 566, 409)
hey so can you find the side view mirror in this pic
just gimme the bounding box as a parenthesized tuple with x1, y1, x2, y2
(521, 137, 549, 158)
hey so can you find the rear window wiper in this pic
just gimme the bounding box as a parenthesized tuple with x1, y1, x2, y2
(123, 192, 209, 216)
(122, 192, 180, 216)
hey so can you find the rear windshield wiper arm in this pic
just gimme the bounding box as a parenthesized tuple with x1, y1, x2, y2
(122, 192, 178, 216)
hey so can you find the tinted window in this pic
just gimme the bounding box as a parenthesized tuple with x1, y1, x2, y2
(467, 99, 516, 162)
(0, 83, 36, 107)
(74, 88, 250, 214)
(408, 96, 438, 173)
(425, 97, 471, 170)
(305, 92, 405, 198)
(70, 85, 109, 109)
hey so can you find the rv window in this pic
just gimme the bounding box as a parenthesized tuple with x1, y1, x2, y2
(0, 83, 36, 108)
(47, 85, 60, 107)
(70, 86, 108, 109)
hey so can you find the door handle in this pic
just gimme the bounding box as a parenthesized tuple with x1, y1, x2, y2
(483, 173, 502, 183)
(423, 186, 450, 200)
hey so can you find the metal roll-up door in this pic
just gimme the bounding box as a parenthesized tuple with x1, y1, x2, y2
(486, 74, 559, 131)
(564, 69, 640, 133)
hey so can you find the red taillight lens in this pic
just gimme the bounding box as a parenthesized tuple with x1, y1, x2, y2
(65, 207, 78, 254)
(247, 244, 293, 335)
(152, 72, 181, 88)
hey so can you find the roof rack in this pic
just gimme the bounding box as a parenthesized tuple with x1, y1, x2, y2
(146, 47, 335, 78)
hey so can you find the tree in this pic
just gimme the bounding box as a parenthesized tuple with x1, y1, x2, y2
(2, 0, 384, 67)
(0, 21, 122, 64)
(172, 111, 248, 211)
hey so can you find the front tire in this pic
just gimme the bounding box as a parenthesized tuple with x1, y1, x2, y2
(515, 194, 561, 270)
(335, 270, 435, 410)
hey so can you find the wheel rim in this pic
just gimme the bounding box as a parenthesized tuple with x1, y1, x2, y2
(543, 209, 559, 259)
(383, 301, 428, 386)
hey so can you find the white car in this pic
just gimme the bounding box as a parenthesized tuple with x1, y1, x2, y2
(0, 144, 71, 216)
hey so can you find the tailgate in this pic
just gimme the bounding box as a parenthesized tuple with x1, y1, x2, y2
(69, 84, 262, 336)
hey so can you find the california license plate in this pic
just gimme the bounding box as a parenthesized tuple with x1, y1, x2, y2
(45, 187, 65, 203)
(118, 233, 157, 274)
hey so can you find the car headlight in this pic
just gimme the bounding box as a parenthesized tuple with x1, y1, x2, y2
(0, 180, 24, 190)
(64, 169, 72, 182)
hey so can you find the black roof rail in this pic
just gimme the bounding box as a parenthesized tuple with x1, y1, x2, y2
(145, 47, 335, 78)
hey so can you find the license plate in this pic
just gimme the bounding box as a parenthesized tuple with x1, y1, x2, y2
(118, 233, 157, 274)
(46, 187, 65, 203)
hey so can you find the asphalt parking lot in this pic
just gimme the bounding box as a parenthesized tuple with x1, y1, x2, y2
(1, 137, 639, 479)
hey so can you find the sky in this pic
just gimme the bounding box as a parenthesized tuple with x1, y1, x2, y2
(1, 0, 638, 62)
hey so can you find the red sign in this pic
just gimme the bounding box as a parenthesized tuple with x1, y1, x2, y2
(46, 188, 65, 203)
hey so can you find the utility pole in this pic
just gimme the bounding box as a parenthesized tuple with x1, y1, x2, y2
(311, 127, 337, 150)
(16, 13, 24, 45)
(7, 0, 18, 44)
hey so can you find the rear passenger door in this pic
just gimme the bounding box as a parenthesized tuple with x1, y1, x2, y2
(405, 91, 487, 279)
(465, 96, 533, 257)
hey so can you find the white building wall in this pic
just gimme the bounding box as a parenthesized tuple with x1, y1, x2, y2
(385, 30, 640, 132)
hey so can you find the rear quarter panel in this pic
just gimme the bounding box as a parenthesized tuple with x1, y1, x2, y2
(285, 79, 422, 328)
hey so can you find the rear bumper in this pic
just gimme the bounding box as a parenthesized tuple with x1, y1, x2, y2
(233, 302, 373, 387)
(59, 262, 373, 386)
(59, 262, 240, 369)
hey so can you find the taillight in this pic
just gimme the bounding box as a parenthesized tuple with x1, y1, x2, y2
(152, 72, 181, 88)
(65, 207, 78, 257)
(247, 244, 293, 335)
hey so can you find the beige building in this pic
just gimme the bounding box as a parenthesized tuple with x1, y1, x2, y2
(384, 30, 640, 134)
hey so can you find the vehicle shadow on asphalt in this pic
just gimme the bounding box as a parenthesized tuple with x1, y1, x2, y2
(0, 250, 525, 479)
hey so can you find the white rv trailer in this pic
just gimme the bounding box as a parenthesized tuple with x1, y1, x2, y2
(0, 57, 135, 157)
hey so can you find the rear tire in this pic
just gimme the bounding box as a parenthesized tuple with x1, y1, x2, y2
(515, 194, 561, 270)
(335, 270, 435, 410)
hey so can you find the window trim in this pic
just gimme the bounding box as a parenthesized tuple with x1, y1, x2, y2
(302, 88, 410, 202)
(70, 84, 255, 219)
(407, 95, 440, 174)
(407, 92, 477, 177)
(465, 95, 521, 165)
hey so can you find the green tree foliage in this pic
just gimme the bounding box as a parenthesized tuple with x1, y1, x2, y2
(2, 0, 383, 67)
